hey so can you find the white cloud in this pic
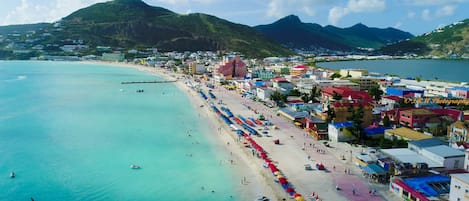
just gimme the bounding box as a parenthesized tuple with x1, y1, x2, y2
(2, 0, 106, 25)
(265, 0, 331, 19)
(394, 21, 402, 29)
(407, 0, 468, 6)
(328, 6, 349, 26)
(422, 9, 431, 20)
(328, 0, 386, 25)
(348, 0, 385, 12)
(421, 5, 456, 21)
(407, 11, 416, 18)
(435, 5, 456, 17)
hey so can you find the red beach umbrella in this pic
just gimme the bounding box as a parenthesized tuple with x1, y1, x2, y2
(286, 187, 295, 193)
(293, 193, 302, 198)
(278, 177, 288, 184)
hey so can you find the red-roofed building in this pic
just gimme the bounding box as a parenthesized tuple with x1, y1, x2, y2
(322, 86, 373, 103)
(290, 65, 308, 77)
(216, 55, 247, 79)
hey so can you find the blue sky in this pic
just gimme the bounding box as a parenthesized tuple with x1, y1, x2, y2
(0, 0, 468, 35)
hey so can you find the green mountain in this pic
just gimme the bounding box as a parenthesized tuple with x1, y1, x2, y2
(380, 19, 469, 57)
(254, 15, 414, 52)
(43, 0, 293, 57)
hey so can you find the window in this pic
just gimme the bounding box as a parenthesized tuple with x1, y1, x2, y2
(455, 160, 460, 169)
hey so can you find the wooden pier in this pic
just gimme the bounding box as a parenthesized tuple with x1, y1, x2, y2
(121, 80, 177, 84)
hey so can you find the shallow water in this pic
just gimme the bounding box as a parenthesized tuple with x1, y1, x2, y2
(0, 61, 239, 201)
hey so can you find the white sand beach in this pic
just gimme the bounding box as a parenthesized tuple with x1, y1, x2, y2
(91, 61, 395, 201)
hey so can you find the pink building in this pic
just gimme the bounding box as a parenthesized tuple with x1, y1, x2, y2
(216, 55, 247, 79)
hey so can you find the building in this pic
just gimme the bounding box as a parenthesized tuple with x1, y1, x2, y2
(399, 108, 439, 129)
(450, 173, 469, 201)
(420, 145, 465, 170)
(381, 95, 401, 108)
(384, 127, 432, 141)
(349, 77, 380, 91)
(101, 52, 125, 62)
(408, 138, 447, 153)
(390, 175, 450, 201)
(448, 120, 469, 149)
(256, 87, 273, 101)
(314, 79, 360, 90)
(386, 87, 424, 97)
(290, 65, 308, 77)
(216, 55, 247, 79)
(339, 69, 368, 78)
(330, 101, 374, 127)
(305, 116, 328, 140)
(448, 87, 469, 99)
(328, 121, 355, 142)
(321, 86, 373, 103)
(271, 77, 294, 95)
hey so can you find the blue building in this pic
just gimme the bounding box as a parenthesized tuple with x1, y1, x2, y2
(386, 87, 424, 97)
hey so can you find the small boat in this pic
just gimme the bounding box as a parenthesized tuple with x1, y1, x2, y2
(130, 165, 141, 169)
(9, 171, 15, 178)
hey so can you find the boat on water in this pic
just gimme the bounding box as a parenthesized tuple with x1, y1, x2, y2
(130, 165, 141, 169)
(9, 171, 15, 178)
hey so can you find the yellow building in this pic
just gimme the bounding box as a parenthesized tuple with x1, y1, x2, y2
(384, 127, 432, 141)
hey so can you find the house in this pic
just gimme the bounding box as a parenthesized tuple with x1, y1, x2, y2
(390, 175, 450, 201)
(364, 125, 392, 139)
(321, 86, 373, 103)
(330, 101, 374, 127)
(102, 52, 124, 62)
(386, 87, 424, 97)
(448, 86, 469, 99)
(305, 116, 328, 140)
(384, 127, 432, 141)
(256, 87, 273, 101)
(419, 145, 465, 170)
(399, 108, 439, 129)
(381, 95, 401, 108)
(216, 55, 247, 79)
(328, 121, 354, 142)
(339, 69, 368, 78)
(290, 65, 308, 77)
(408, 138, 447, 153)
(448, 120, 469, 149)
(271, 77, 294, 95)
(449, 173, 469, 201)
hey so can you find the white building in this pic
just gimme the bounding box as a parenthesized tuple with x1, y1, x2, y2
(327, 122, 354, 142)
(450, 173, 469, 201)
(419, 145, 465, 170)
(256, 87, 273, 101)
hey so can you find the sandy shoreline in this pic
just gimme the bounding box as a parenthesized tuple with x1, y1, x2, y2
(86, 61, 396, 201)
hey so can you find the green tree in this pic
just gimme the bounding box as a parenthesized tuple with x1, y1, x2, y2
(330, 72, 341, 79)
(289, 88, 301, 96)
(368, 86, 384, 101)
(382, 115, 391, 127)
(325, 104, 335, 123)
(332, 91, 342, 101)
(301, 93, 312, 103)
(270, 91, 287, 106)
(346, 105, 365, 143)
(310, 85, 321, 102)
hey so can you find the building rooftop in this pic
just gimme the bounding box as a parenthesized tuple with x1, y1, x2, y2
(408, 138, 447, 148)
(402, 108, 436, 115)
(381, 148, 441, 168)
(385, 127, 432, 140)
(422, 145, 464, 158)
(403, 175, 450, 197)
(330, 121, 354, 129)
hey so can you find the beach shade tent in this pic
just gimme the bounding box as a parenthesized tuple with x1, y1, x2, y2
(293, 193, 302, 198)
(264, 159, 272, 163)
(286, 187, 295, 193)
(295, 196, 305, 201)
(278, 177, 288, 185)
(274, 139, 280, 144)
(273, 171, 281, 176)
(268, 163, 279, 172)
(260, 152, 268, 159)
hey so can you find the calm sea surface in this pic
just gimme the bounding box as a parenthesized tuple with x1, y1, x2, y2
(0, 61, 241, 201)
(317, 59, 469, 83)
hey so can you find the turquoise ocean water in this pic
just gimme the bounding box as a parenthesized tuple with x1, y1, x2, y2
(0, 61, 238, 201)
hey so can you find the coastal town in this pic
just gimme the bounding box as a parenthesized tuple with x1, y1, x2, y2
(1, 0, 469, 200)
(86, 49, 468, 201)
